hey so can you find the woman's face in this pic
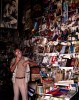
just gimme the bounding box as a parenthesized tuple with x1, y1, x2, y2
(14, 49, 22, 58)
(12, 1, 16, 6)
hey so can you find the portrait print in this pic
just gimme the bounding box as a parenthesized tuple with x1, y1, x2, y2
(0, 0, 18, 29)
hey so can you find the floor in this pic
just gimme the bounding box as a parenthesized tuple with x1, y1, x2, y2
(0, 81, 23, 100)
(0, 82, 13, 100)
(0, 80, 35, 100)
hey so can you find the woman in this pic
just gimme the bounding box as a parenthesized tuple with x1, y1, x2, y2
(10, 48, 37, 100)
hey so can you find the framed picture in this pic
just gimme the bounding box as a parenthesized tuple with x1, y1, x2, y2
(0, 0, 18, 29)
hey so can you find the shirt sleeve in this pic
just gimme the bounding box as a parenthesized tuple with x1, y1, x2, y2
(24, 57, 29, 61)
(24, 57, 30, 72)
(10, 58, 15, 68)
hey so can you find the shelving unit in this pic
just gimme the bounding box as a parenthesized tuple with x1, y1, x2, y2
(29, 0, 79, 99)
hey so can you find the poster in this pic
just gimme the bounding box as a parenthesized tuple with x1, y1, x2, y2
(0, 0, 18, 29)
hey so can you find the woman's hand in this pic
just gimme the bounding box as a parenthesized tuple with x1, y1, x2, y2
(15, 57, 21, 64)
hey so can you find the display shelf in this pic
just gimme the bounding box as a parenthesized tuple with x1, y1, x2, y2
(29, 1, 79, 99)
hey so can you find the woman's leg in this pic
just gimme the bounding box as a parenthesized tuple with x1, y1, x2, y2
(13, 81, 19, 100)
(19, 79, 28, 100)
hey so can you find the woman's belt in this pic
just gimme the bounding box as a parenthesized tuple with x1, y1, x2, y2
(16, 77, 25, 79)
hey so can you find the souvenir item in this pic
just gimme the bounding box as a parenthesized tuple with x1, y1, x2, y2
(50, 56, 57, 64)
(70, 58, 76, 67)
(40, 70, 47, 77)
(38, 45, 44, 53)
(70, 44, 75, 53)
(28, 86, 35, 97)
(37, 85, 44, 95)
(52, 34, 58, 41)
(62, 1, 68, 22)
(60, 46, 66, 54)
(40, 37, 48, 45)
(66, 59, 72, 67)
(30, 67, 40, 81)
(42, 56, 50, 64)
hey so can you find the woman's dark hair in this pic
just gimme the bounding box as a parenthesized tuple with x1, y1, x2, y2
(13, 44, 21, 52)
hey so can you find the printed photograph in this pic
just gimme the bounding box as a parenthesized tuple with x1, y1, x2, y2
(0, 0, 18, 29)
